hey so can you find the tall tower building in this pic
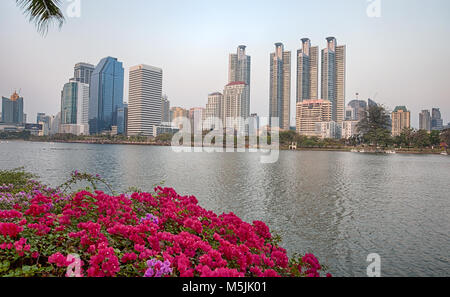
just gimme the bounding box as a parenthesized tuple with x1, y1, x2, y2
(321, 37, 346, 123)
(89, 57, 124, 134)
(74, 63, 95, 85)
(127, 64, 163, 137)
(60, 80, 89, 135)
(1, 91, 24, 124)
(431, 108, 444, 131)
(205, 92, 223, 130)
(392, 106, 411, 136)
(161, 95, 171, 123)
(269, 43, 291, 130)
(61, 81, 89, 125)
(297, 38, 319, 102)
(419, 110, 432, 132)
(222, 82, 249, 128)
(189, 107, 205, 133)
(229, 45, 251, 119)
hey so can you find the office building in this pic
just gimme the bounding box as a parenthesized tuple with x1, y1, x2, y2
(36, 113, 52, 136)
(346, 99, 367, 121)
(1, 91, 24, 124)
(269, 43, 291, 130)
(161, 95, 171, 123)
(89, 57, 124, 135)
(127, 64, 163, 137)
(189, 107, 205, 133)
(60, 80, 89, 135)
(419, 110, 432, 132)
(431, 108, 444, 131)
(74, 63, 95, 85)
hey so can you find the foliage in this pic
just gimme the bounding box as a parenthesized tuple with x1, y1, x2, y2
(393, 129, 445, 149)
(59, 171, 115, 196)
(357, 105, 392, 147)
(0, 168, 38, 195)
(155, 134, 174, 143)
(16, 0, 65, 35)
(0, 131, 31, 140)
(279, 131, 345, 148)
(441, 129, 450, 147)
(0, 170, 330, 278)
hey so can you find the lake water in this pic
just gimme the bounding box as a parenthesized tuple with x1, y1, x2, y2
(0, 140, 449, 277)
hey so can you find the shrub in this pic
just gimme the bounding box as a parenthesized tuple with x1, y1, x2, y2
(0, 171, 329, 277)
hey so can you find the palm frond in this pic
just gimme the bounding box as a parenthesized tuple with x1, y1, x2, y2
(16, 0, 65, 35)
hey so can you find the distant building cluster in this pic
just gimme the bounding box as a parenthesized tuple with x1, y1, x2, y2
(1, 38, 447, 139)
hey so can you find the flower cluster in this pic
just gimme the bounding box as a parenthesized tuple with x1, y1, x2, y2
(0, 180, 330, 277)
(144, 258, 173, 277)
(140, 213, 159, 225)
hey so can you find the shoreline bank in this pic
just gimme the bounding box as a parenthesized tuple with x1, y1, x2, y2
(2, 139, 447, 156)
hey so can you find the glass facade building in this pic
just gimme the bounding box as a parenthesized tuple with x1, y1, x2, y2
(89, 57, 124, 135)
(1, 92, 24, 124)
(74, 63, 95, 85)
(61, 82, 78, 125)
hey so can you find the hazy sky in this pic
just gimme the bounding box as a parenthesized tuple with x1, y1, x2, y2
(1, 0, 449, 128)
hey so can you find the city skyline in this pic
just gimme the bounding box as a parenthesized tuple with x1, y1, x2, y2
(1, 0, 450, 128)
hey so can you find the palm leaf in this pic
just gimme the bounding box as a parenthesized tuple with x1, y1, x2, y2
(16, 0, 65, 35)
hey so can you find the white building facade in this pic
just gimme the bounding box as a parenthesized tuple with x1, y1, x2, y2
(128, 64, 163, 137)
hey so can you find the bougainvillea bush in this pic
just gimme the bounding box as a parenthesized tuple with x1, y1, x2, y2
(0, 169, 330, 277)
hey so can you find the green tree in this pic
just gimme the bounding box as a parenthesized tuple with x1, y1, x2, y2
(398, 128, 415, 147)
(279, 130, 297, 145)
(413, 130, 431, 148)
(357, 105, 392, 147)
(16, 0, 65, 34)
(441, 129, 450, 147)
(429, 130, 441, 147)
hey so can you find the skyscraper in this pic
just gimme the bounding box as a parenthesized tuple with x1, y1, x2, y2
(269, 43, 291, 130)
(1, 91, 24, 124)
(229, 45, 251, 119)
(161, 95, 171, 123)
(74, 63, 95, 85)
(321, 37, 346, 123)
(36, 113, 52, 135)
(222, 82, 249, 131)
(189, 107, 205, 133)
(297, 38, 319, 102)
(346, 99, 368, 121)
(431, 108, 444, 131)
(392, 106, 411, 136)
(205, 92, 223, 130)
(60, 80, 89, 135)
(89, 57, 124, 135)
(419, 110, 432, 132)
(127, 64, 163, 137)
